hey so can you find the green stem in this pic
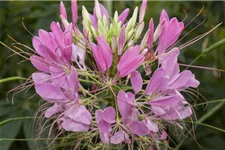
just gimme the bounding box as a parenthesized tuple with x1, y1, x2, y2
(186, 121, 225, 133)
(0, 116, 36, 126)
(0, 76, 26, 84)
(194, 99, 225, 106)
(175, 99, 225, 149)
(0, 136, 76, 141)
(197, 101, 225, 123)
(187, 38, 225, 69)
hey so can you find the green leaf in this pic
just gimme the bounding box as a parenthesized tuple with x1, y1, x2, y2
(0, 106, 20, 118)
(0, 111, 22, 150)
(23, 110, 47, 150)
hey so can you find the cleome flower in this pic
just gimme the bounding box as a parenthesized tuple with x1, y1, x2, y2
(7, 0, 202, 149)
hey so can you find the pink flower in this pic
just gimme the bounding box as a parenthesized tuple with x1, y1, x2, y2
(149, 95, 192, 120)
(60, 105, 92, 132)
(117, 90, 136, 122)
(32, 72, 68, 103)
(95, 107, 116, 143)
(145, 68, 169, 95)
(90, 36, 113, 73)
(110, 130, 130, 144)
(130, 70, 143, 94)
(156, 10, 184, 54)
(161, 52, 200, 89)
(117, 45, 144, 77)
(30, 22, 77, 91)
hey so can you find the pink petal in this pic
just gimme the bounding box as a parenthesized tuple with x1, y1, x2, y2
(118, 27, 125, 55)
(102, 107, 116, 124)
(161, 52, 180, 81)
(139, 0, 147, 23)
(130, 70, 143, 94)
(97, 120, 112, 133)
(162, 101, 192, 120)
(129, 120, 149, 136)
(32, 72, 51, 83)
(45, 103, 64, 118)
(117, 45, 144, 77)
(118, 8, 130, 24)
(64, 105, 92, 125)
(150, 95, 181, 107)
(32, 36, 48, 58)
(97, 36, 113, 69)
(72, 44, 86, 69)
(100, 132, 110, 144)
(145, 68, 168, 95)
(30, 55, 49, 72)
(38, 30, 58, 54)
(110, 130, 125, 144)
(160, 130, 168, 140)
(160, 9, 169, 23)
(61, 118, 89, 132)
(89, 14, 98, 29)
(33, 74, 66, 103)
(146, 119, 158, 132)
(156, 18, 184, 54)
(117, 90, 135, 119)
(148, 18, 154, 49)
(50, 66, 78, 92)
(95, 110, 103, 123)
(94, 1, 109, 23)
(50, 22, 63, 48)
(60, 1, 67, 19)
(169, 70, 194, 89)
(118, 55, 144, 77)
(90, 42, 106, 72)
(118, 46, 141, 65)
(71, 0, 78, 25)
(62, 45, 72, 62)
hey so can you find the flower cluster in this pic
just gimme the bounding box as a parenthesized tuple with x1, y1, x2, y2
(30, 0, 199, 149)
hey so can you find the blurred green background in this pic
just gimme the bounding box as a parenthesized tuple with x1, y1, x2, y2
(0, 1, 225, 150)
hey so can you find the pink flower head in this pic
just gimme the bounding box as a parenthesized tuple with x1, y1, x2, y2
(149, 95, 192, 120)
(156, 10, 184, 54)
(90, 36, 113, 73)
(117, 45, 144, 77)
(161, 51, 200, 89)
(117, 90, 136, 122)
(10, 0, 204, 148)
(30, 23, 78, 91)
(95, 107, 116, 143)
